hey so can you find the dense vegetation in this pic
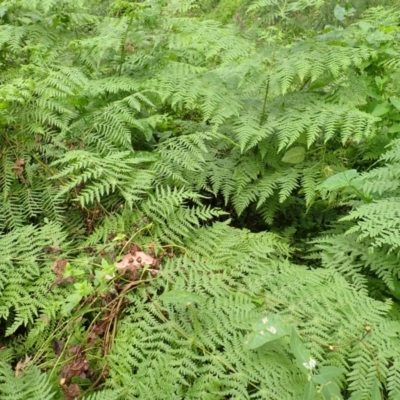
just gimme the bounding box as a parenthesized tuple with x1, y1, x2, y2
(1, 0, 400, 398)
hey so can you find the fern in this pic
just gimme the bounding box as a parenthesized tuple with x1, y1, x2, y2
(0, 349, 57, 400)
(1, 0, 400, 399)
(0, 223, 68, 336)
(314, 127, 400, 310)
(140, 186, 226, 243)
(51, 150, 156, 208)
(103, 223, 400, 399)
(0, 361, 56, 400)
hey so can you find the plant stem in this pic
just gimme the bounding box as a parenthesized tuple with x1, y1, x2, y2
(259, 76, 270, 126)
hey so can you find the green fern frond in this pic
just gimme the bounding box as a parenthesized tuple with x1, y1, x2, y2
(51, 150, 156, 208)
(0, 223, 67, 336)
(82, 389, 124, 400)
(0, 362, 57, 400)
(341, 198, 400, 253)
(141, 186, 225, 243)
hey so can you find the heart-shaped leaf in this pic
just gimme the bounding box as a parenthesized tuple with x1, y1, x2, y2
(244, 314, 291, 350)
(312, 366, 343, 385)
(281, 147, 305, 164)
(372, 101, 390, 117)
(317, 169, 360, 191)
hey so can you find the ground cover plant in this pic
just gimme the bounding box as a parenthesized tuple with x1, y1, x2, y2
(1, 0, 400, 398)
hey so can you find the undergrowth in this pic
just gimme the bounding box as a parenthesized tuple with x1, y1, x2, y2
(1, 0, 400, 399)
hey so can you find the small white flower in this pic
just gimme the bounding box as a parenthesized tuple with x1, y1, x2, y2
(259, 330, 265, 335)
(302, 358, 317, 370)
(262, 317, 269, 324)
(266, 326, 277, 334)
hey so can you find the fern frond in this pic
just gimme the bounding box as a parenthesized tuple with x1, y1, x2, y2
(0, 362, 57, 400)
(0, 223, 68, 336)
(51, 150, 156, 208)
(141, 186, 225, 243)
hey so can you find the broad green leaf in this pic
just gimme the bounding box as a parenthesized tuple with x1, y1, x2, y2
(375, 76, 388, 90)
(388, 124, 400, 133)
(358, 22, 373, 31)
(371, 378, 381, 400)
(101, 258, 110, 268)
(244, 314, 291, 350)
(348, 392, 363, 400)
(251, 298, 264, 306)
(366, 31, 393, 44)
(333, 5, 354, 21)
(390, 97, 400, 111)
(74, 281, 94, 296)
(160, 290, 206, 305)
(290, 328, 312, 372)
(281, 147, 305, 164)
(143, 127, 154, 142)
(371, 101, 390, 117)
(0, 7, 8, 18)
(388, 112, 400, 122)
(61, 293, 83, 316)
(303, 381, 316, 400)
(252, 314, 291, 331)
(334, 4, 346, 21)
(244, 331, 274, 350)
(317, 170, 359, 191)
(312, 366, 343, 385)
(389, 276, 400, 300)
(321, 382, 343, 400)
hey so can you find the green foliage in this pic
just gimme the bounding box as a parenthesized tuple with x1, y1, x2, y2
(0, 355, 56, 400)
(104, 223, 400, 399)
(0, 223, 68, 336)
(1, 0, 400, 399)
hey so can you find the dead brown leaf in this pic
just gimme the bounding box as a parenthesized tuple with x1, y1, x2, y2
(15, 355, 31, 377)
(115, 250, 156, 273)
(52, 339, 65, 357)
(49, 259, 75, 291)
(49, 275, 75, 291)
(44, 245, 61, 254)
(60, 344, 90, 383)
(51, 259, 69, 277)
(39, 314, 50, 324)
(87, 315, 112, 344)
(91, 317, 110, 336)
(13, 159, 24, 176)
(61, 383, 81, 400)
(13, 159, 27, 185)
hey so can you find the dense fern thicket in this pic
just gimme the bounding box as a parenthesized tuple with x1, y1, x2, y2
(1, 0, 400, 398)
